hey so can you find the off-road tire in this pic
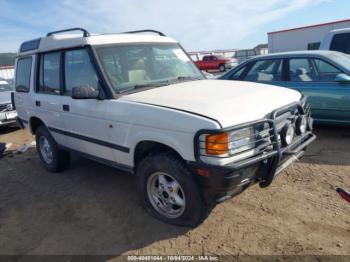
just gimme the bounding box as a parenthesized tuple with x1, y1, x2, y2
(137, 153, 209, 227)
(35, 125, 70, 172)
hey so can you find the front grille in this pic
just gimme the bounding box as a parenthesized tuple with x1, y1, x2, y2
(197, 101, 310, 164)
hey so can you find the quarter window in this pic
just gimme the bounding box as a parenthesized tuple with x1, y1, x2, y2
(64, 49, 99, 95)
(15, 57, 32, 92)
(39, 52, 61, 94)
(312, 58, 342, 82)
(307, 42, 320, 50)
(243, 59, 283, 82)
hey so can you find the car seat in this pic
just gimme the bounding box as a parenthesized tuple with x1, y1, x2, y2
(296, 68, 312, 82)
(128, 59, 150, 82)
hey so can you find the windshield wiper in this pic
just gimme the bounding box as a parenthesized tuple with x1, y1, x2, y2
(118, 81, 170, 94)
(167, 76, 203, 84)
(118, 76, 202, 94)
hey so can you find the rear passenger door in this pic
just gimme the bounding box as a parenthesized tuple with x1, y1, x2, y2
(35, 52, 67, 145)
(238, 59, 286, 87)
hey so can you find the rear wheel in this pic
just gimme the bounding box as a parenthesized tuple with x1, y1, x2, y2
(35, 126, 70, 172)
(137, 153, 209, 227)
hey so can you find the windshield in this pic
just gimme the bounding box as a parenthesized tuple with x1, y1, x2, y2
(329, 52, 350, 72)
(0, 79, 13, 92)
(95, 44, 203, 93)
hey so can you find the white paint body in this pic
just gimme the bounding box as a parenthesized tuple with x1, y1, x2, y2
(268, 20, 350, 53)
(15, 33, 301, 168)
(320, 27, 350, 50)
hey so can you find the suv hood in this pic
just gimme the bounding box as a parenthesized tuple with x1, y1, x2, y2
(121, 80, 301, 128)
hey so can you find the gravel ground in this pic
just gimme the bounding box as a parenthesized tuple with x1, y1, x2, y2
(0, 125, 349, 258)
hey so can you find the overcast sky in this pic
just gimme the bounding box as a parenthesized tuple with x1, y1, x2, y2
(0, 0, 349, 52)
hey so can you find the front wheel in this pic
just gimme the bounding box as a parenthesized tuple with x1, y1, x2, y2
(137, 153, 208, 227)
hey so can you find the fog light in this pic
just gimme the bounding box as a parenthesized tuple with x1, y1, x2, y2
(6, 104, 13, 111)
(296, 115, 307, 135)
(281, 124, 295, 146)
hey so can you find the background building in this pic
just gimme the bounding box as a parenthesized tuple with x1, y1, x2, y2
(268, 19, 350, 53)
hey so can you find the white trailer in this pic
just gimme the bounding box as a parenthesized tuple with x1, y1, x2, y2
(268, 19, 350, 53)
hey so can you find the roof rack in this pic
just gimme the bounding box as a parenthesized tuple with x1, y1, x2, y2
(122, 29, 166, 36)
(47, 27, 90, 37)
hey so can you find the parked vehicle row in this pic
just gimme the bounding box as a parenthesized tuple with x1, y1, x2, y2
(13, 28, 315, 227)
(0, 78, 17, 126)
(220, 51, 350, 125)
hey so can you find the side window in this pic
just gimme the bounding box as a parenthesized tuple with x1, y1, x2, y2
(330, 33, 350, 54)
(64, 49, 99, 95)
(203, 56, 209, 61)
(312, 58, 342, 82)
(289, 58, 314, 82)
(229, 65, 247, 80)
(307, 42, 320, 50)
(243, 59, 282, 82)
(15, 57, 32, 92)
(39, 52, 61, 94)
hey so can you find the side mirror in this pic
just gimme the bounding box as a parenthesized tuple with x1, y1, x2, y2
(71, 86, 100, 99)
(335, 73, 350, 83)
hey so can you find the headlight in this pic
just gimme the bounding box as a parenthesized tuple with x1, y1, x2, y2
(6, 103, 13, 111)
(205, 127, 255, 156)
(296, 115, 307, 135)
(228, 127, 255, 155)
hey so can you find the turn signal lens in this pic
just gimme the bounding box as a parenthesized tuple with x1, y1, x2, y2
(206, 132, 228, 155)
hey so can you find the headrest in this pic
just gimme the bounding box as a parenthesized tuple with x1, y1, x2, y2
(296, 68, 308, 75)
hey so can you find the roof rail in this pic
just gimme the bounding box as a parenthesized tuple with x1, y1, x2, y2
(122, 29, 166, 36)
(47, 28, 90, 37)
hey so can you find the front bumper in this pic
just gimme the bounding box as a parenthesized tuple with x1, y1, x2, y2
(190, 101, 316, 203)
(0, 110, 17, 126)
(190, 132, 315, 203)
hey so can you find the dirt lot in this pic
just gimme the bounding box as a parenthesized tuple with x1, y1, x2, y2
(0, 125, 349, 257)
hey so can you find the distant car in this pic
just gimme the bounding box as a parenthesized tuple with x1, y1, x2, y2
(320, 28, 350, 54)
(194, 55, 237, 72)
(0, 79, 17, 126)
(220, 51, 350, 125)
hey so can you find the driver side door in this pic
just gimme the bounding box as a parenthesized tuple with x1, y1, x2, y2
(283, 57, 350, 122)
(60, 48, 116, 162)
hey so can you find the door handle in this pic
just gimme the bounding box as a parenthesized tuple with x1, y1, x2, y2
(63, 105, 70, 111)
(35, 101, 41, 107)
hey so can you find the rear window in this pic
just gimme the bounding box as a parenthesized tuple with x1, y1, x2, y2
(15, 57, 32, 92)
(330, 33, 350, 54)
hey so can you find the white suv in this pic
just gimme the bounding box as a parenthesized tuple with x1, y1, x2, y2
(14, 28, 315, 227)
